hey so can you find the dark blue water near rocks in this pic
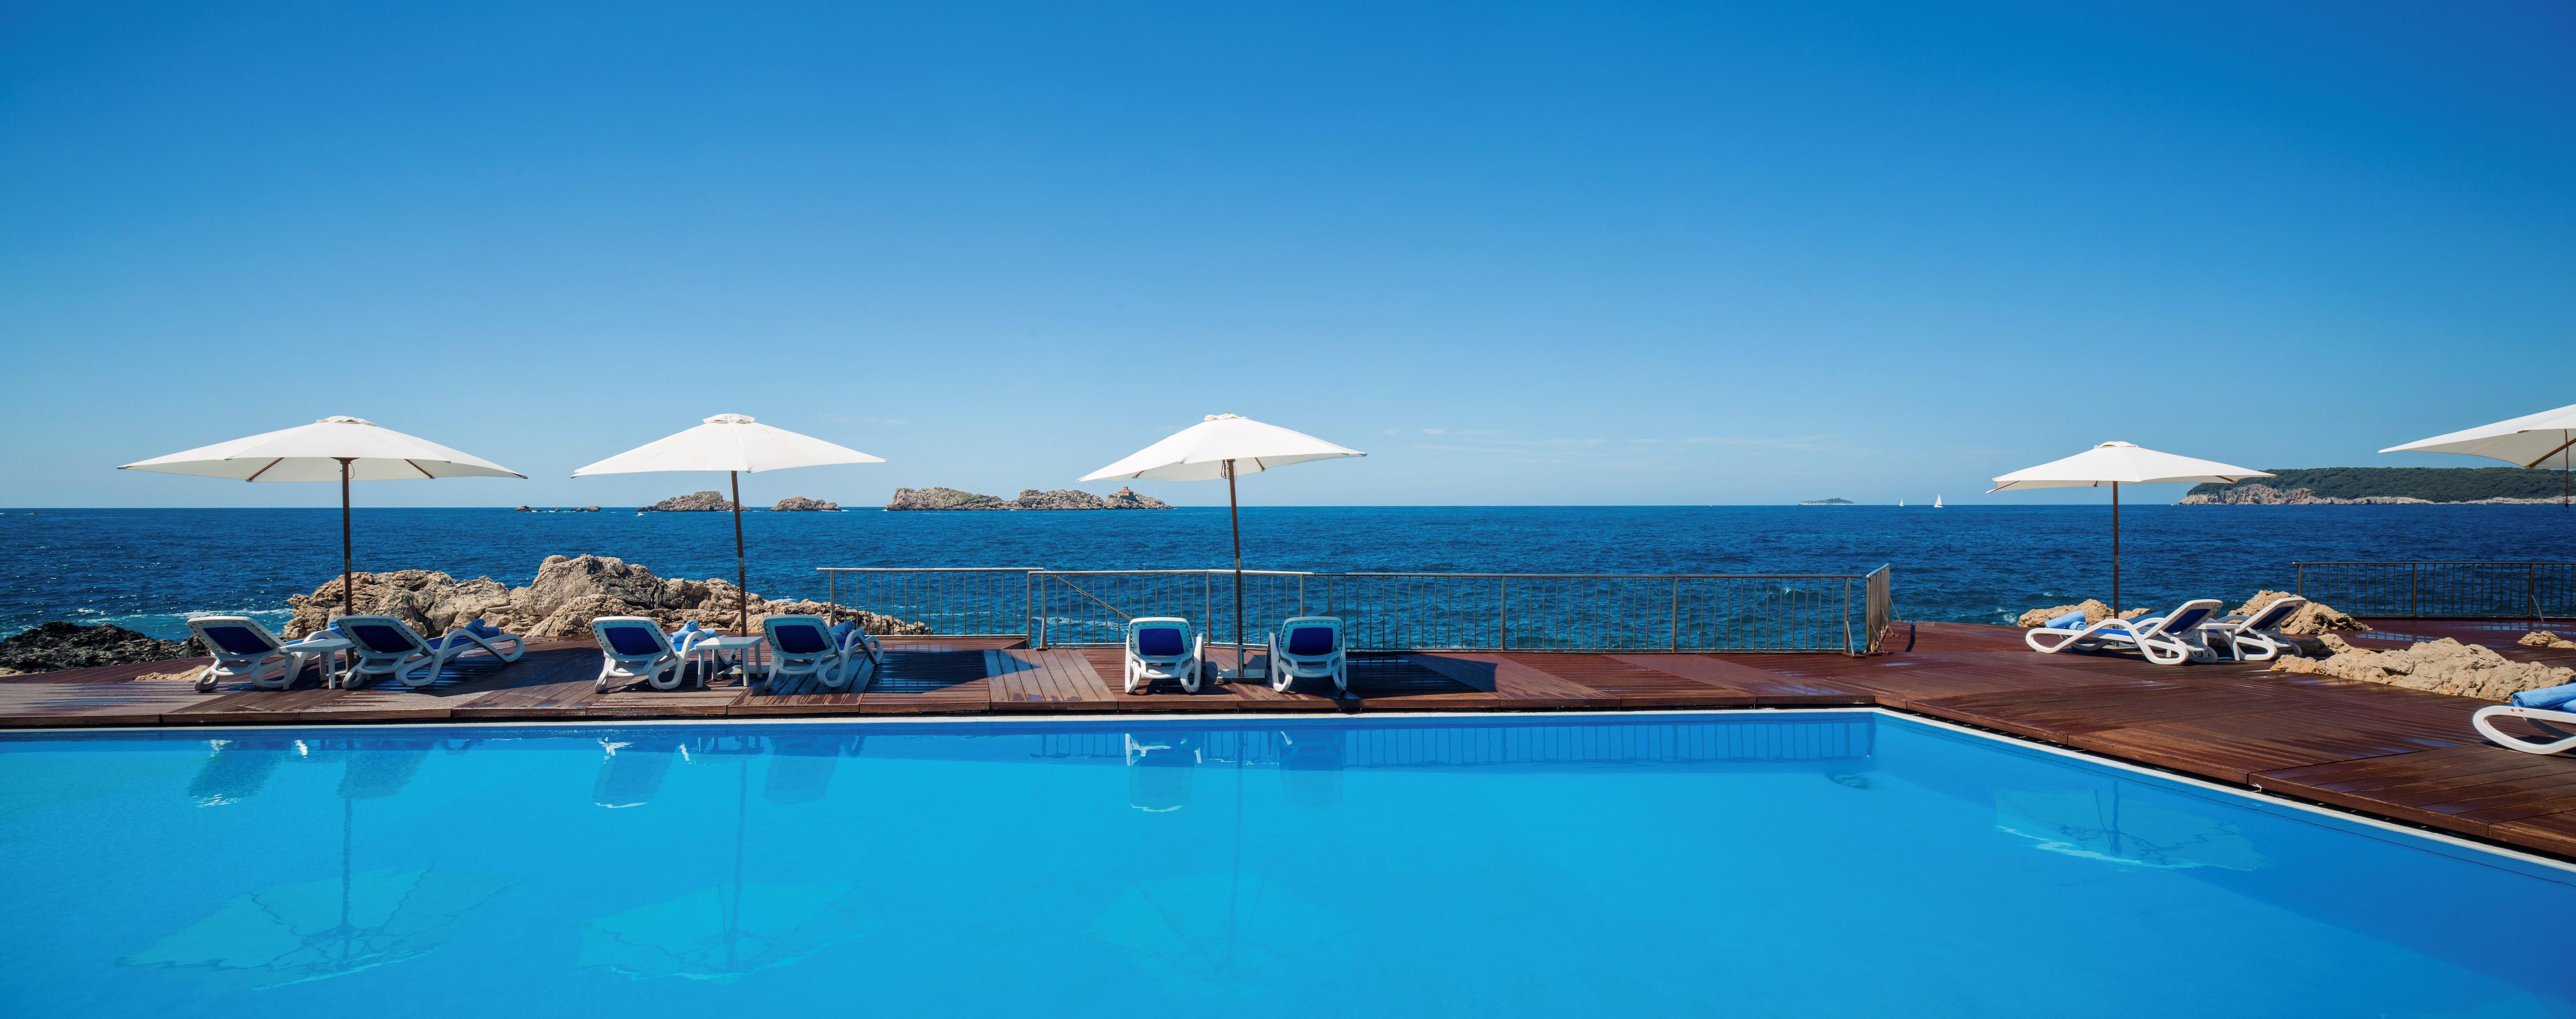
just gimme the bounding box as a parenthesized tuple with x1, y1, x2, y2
(1, 505, 2566, 640)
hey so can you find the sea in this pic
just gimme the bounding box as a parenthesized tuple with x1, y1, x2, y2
(0, 505, 2567, 641)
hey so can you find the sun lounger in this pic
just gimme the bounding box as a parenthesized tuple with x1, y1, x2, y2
(1266, 616, 1348, 695)
(434, 618, 524, 664)
(593, 616, 687, 692)
(827, 619, 883, 691)
(335, 615, 493, 688)
(184, 616, 348, 691)
(2196, 596, 2308, 662)
(1124, 617, 1206, 693)
(2024, 599, 2223, 665)
(762, 615, 858, 690)
(2473, 684, 2576, 755)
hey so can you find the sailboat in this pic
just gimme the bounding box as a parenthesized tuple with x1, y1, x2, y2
(1934, 495, 1944, 508)
(1898, 499, 1905, 507)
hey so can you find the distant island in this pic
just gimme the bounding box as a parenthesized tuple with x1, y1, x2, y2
(887, 486, 1172, 511)
(642, 491, 736, 512)
(771, 497, 840, 512)
(2183, 467, 2569, 505)
(1798, 498, 1856, 506)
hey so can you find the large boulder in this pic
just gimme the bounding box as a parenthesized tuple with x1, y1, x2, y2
(643, 491, 736, 512)
(2521, 631, 2576, 650)
(2272, 635, 2575, 701)
(2229, 591, 2369, 634)
(2014, 600, 2147, 627)
(0, 621, 204, 675)
(284, 555, 932, 640)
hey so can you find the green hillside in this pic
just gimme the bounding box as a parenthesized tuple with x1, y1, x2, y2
(2188, 466, 2569, 502)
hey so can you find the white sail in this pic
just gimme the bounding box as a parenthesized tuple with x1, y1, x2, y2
(1934, 495, 1944, 508)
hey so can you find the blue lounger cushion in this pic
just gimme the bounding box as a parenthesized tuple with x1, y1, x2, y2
(347, 624, 415, 654)
(1136, 627, 1187, 658)
(2511, 683, 2576, 710)
(202, 624, 275, 656)
(2045, 610, 2087, 630)
(1286, 627, 1336, 656)
(774, 625, 829, 655)
(603, 625, 663, 656)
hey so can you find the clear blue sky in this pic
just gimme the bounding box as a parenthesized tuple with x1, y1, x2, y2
(4, 1, 2570, 508)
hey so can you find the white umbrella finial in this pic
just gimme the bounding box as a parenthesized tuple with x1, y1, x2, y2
(705, 414, 756, 424)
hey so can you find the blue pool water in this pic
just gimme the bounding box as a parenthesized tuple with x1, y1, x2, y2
(5, 504, 2571, 640)
(0, 712, 2566, 1016)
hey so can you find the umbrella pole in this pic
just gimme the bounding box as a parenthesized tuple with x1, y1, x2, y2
(732, 471, 749, 634)
(339, 457, 355, 622)
(1227, 459, 1244, 667)
(2111, 481, 2121, 612)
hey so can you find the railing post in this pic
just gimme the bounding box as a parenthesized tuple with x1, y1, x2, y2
(1498, 578, 1509, 650)
(2295, 562, 2304, 598)
(1842, 578, 1854, 656)
(2410, 563, 2420, 618)
(826, 569, 837, 620)
(1670, 577, 1681, 651)
(2534, 563, 2543, 622)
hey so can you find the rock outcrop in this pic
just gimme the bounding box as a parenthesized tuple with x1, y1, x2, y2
(2271, 634, 2575, 701)
(2014, 600, 2148, 627)
(282, 555, 930, 640)
(643, 491, 737, 512)
(1013, 488, 1107, 510)
(0, 621, 204, 675)
(514, 505, 532, 512)
(2522, 631, 2576, 650)
(2228, 591, 2369, 634)
(886, 486, 1172, 510)
(1101, 487, 1171, 509)
(771, 496, 840, 512)
(886, 487, 1011, 511)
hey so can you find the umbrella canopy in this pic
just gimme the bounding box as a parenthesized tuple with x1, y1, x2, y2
(1989, 441, 2272, 491)
(120, 416, 524, 623)
(1079, 413, 1366, 483)
(572, 414, 885, 475)
(2381, 401, 2575, 506)
(574, 415, 885, 633)
(1079, 414, 1364, 679)
(1990, 441, 2270, 611)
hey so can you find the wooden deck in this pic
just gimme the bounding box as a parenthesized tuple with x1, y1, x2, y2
(10, 619, 2576, 858)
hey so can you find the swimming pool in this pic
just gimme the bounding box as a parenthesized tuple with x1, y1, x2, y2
(1, 711, 2566, 1016)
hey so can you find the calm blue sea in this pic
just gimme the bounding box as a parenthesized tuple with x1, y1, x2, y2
(1, 505, 2568, 640)
(1, 714, 2566, 1017)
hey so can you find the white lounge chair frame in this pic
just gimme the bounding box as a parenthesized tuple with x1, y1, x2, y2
(335, 615, 483, 688)
(1125, 617, 1206, 693)
(2196, 596, 2308, 663)
(835, 622, 884, 692)
(184, 616, 346, 692)
(762, 615, 856, 690)
(2024, 599, 2225, 666)
(592, 616, 686, 692)
(434, 622, 524, 664)
(1266, 616, 1348, 695)
(2475, 704, 2576, 756)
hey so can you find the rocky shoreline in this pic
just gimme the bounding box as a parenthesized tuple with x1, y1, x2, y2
(885, 486, 1171, 511)
(2179, 484, 2562, 506)
(283, 554, 929, 640)
(0, 622, 204, 676)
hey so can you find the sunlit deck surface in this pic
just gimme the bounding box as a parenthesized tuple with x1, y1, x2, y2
(9, 619, 2576, 857)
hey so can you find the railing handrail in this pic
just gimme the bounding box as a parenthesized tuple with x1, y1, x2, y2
(2292, 560, 2576, 567)
(816, 567, 1050, 572)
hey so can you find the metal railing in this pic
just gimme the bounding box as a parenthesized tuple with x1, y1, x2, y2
(817, 568, 1043, 637)
(2293, 561, 2576, 620)
(822, 566, 1895, 654)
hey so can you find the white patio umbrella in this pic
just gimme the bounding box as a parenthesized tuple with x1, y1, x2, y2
(573, 414, 884, 632)
(2381, 401, 2575, 507)
(1990, 441, 2271, 611)
(120, 416, 525, 620)
(1080, 413, 1365, 673)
